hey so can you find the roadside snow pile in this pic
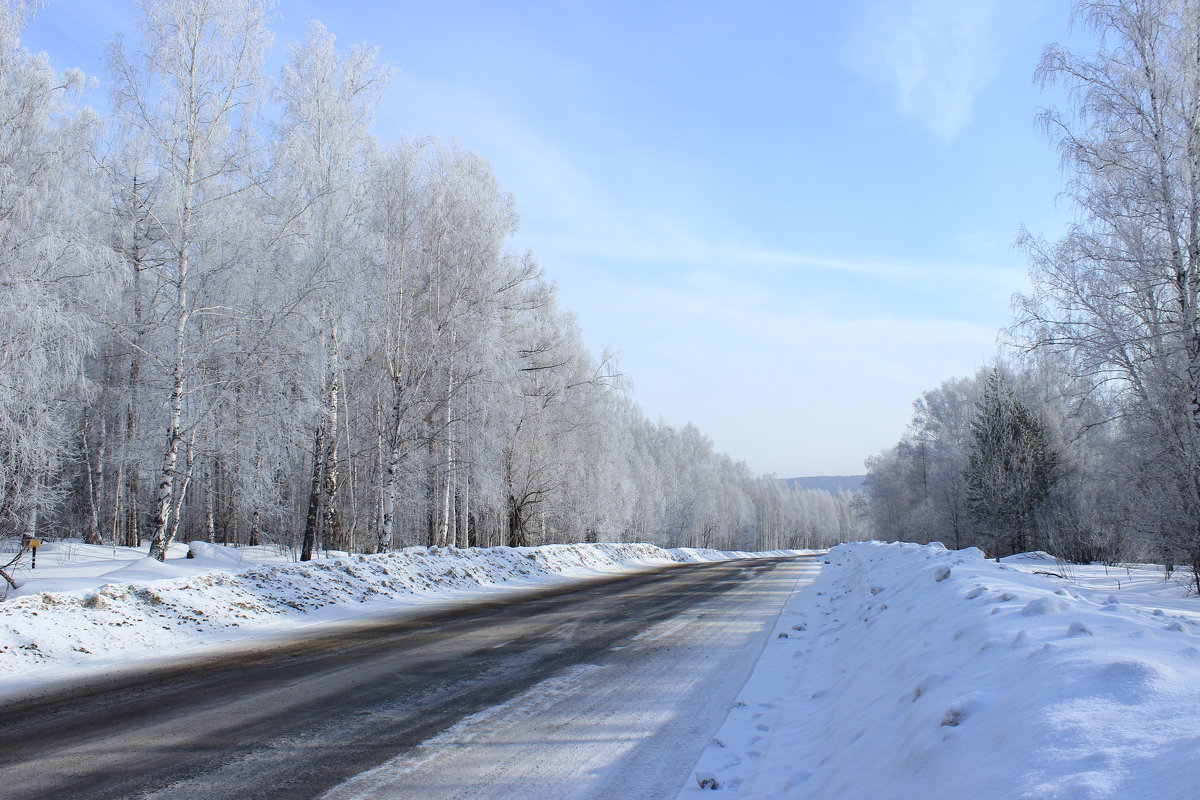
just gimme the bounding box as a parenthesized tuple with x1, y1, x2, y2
(0, 540, 788, 687)
(685, 541, 1200, 800)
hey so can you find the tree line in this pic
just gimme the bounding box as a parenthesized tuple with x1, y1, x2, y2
(862, 0, 1200, 591)
(0, 0, 866, 570)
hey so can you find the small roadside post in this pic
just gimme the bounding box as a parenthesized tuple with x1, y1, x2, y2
(21, 534, 40, 569)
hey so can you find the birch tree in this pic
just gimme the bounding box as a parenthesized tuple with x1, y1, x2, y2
(271, 21, 387, 559)
(100, 145, 165, 548)
(107, 0, 271, 560)
(500, 289, 619, 547)
(0, 2, 106, 552)
(1017, 0, 1200, 583)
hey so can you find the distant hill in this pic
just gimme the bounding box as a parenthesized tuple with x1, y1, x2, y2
(782, 475, 866, 494)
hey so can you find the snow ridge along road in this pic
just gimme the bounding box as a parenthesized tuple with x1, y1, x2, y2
(0, 541, 802, 683)
(0, 555, 817, 800)
(684, 543, 1200, 799)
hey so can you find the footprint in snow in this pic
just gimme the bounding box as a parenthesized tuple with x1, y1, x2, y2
(1021, 597, 1066, 616)
(940, 708, 964, 727)
(1067, 621, 1093, 636)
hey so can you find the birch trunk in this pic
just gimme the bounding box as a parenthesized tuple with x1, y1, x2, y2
(439, 345, 456, 547)
(203, 468, 215, 543)
(147, 300, 188, 561)
(380, 414, 401, 552)
(322, 325, 343, 552)
(83, 418, 104, 546)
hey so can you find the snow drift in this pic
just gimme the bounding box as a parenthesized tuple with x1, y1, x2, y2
(686, 542, 1200, 799)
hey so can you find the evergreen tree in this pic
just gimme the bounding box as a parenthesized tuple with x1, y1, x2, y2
(965, 370, 1057, 558)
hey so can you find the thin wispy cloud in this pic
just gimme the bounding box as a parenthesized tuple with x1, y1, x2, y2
(846, 0, 1039, 140)
(642, 241, 1029, 288)
(537, 226, 1029, 291)
(390, 60, 1030, 296)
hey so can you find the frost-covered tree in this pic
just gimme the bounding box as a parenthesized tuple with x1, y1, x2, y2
(105, 0, 274, 560)
(864, 364, 1083, 557)
(0, 2, 106, 556)
(499, 287, 618, 547)
(1016, 0, 1200, 584)
(863, 374, 983, 548)
(270, 20, 388, 559)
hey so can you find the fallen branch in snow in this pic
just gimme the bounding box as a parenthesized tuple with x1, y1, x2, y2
(0, 545, 28, 598)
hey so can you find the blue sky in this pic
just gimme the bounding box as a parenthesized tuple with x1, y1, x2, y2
(23, 0, 1080, 477)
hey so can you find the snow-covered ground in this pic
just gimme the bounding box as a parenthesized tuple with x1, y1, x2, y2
(684, 541, 1200, 799)
(0, 539, 797, 697)
(6, 538, 1198, 798)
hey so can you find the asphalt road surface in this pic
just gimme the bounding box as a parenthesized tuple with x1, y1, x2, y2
(0, 554, 818, 799)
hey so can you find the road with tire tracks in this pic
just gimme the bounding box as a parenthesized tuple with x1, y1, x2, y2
(0, 554, 819, 799)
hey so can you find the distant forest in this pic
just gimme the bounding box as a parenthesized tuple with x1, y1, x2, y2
(782, 476, 866, 495)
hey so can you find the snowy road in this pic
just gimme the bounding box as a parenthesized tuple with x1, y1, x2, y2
(0, 555, 815, 799)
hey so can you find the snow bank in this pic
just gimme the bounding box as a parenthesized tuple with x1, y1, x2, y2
(686, 542, 1200, 799)
(0, 540, 793, 689)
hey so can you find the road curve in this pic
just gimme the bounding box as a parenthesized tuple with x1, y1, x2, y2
(0, 555, 817, 799)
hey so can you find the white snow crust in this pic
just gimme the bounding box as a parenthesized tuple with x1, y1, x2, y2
(683, 541, 1200, 799)
(0, 539, 797, 696)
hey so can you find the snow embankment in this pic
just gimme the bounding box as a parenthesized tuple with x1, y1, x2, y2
(0, 540, 793, 691)
(685, 541, 1200, 800)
